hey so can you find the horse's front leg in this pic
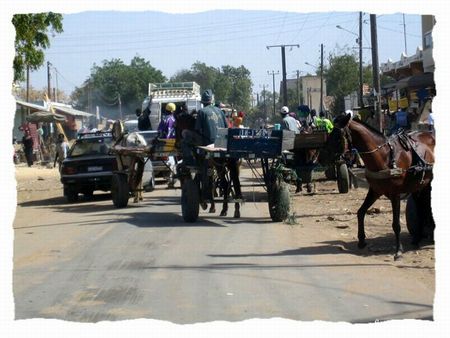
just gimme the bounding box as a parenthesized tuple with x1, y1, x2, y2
(229, 159, 242, 218)
(357, 188, 380, 248)
(391, 195, 403, 260)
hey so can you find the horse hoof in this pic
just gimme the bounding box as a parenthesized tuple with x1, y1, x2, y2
(209, 207, 216, 214)
(357, 241, 367, 249)
(394, 252, 403, 261)
(220, 210, 227, 217)
(200, 202, 208, 210)
(234, 211, 240, 218)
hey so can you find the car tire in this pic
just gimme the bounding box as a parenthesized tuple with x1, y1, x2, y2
(144, 176, 155, 192)
(83, 189, 94, 199)
(64, 186, 79, 203)
(111, 173, 129, 208)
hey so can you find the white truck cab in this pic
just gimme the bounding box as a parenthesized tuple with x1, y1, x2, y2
(142, 82, 203, 130)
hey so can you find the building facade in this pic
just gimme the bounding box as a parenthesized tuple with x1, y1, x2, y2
(283, 75, 327, 112)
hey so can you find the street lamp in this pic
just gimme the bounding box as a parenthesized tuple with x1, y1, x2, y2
(304, 62, 317, 73)
(336, 12, 364, 108)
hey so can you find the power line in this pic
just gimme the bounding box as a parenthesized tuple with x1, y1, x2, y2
(46, 17, 365, 55)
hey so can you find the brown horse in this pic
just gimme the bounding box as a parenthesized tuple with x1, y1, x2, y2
(332, 113, 435, 259)
(175, 111, 242, 218)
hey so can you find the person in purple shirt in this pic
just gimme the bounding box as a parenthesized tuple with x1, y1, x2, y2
(158, 102, 177, 139)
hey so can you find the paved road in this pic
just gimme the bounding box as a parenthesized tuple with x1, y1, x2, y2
(13, 174, 434, 323)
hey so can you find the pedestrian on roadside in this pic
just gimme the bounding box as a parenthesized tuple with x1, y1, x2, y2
(54, 133, 69, 171)
(22, 128, 34, 167)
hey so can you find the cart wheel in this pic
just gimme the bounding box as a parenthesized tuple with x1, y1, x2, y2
(268, 178, 290, 222)
(324, 166, 337, 180)
(111, 173, 129, 208)
(336, 163, 349, 194)
(181, 178, 200, 222)
(64, 186, 78, 203)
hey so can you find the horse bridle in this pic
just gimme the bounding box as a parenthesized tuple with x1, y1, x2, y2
(341, 125, 389, 155)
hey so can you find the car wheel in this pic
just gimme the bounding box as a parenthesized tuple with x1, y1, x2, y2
(83, 189, 94, 199)
(144, 176, 155, 192)
(64, 186, 78, 203)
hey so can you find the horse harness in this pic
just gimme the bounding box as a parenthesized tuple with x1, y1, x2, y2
(344, 128, 433, 183)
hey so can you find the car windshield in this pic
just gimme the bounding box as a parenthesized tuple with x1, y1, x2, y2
(70, 137, 113, 157)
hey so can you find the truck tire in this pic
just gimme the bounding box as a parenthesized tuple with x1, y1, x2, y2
(111, 173, 129, 208)
(268, 179, 290, 222)
(336, 163, 349, 194)
(181, 178, 200, 222)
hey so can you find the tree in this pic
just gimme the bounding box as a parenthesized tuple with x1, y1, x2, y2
(171, 62, 253, 112)
(71, 56, 166, 118)
(12, 13, 63, 82)
(323, 52, 359, 113)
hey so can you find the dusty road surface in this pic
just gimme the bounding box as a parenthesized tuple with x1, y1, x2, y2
(13, 163, 435, 323)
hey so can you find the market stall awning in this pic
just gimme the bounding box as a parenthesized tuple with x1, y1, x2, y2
(25, 111, 67, 123)
(16, 99, 49, 113)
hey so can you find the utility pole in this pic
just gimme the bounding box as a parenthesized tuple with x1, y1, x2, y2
(296, 70, 300, 106)
(370, 14, 382, 132)
(267, 44, 299, 106)
(118, 93, 123, 120)
(402, 14, 408, 55)
(55, 69, 59, 102)
(47, 61, 52, 101)
(267, 70, 279, 117)
(359, 12, 363, 108)
(26, 65, 30, 116)
(262, 85, 267, 119)
(320, 43, 324, 113)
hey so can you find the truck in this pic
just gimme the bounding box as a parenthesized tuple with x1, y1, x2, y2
(141, 81, 203, 130)
(137, 82, 203, 188)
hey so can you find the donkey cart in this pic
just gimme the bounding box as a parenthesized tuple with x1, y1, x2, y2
(178, 128, 296, 223)
(284, 129, 351, 194)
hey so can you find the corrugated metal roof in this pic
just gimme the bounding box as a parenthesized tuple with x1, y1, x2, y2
(16, 99, 93, 118)
(16, 99, 49, 112)
(50, 103, 93, 117)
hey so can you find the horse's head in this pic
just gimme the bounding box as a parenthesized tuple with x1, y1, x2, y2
(319, 125, 350, 166)
(333, 112, 352, 129)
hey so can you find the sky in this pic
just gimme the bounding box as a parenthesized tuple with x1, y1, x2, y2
(2, 1, 450, 337)
(21, 10, 423, 100)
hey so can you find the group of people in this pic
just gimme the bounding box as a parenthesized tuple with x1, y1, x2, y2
(280, 105, 334, 134)
(279, 105, 334, 194)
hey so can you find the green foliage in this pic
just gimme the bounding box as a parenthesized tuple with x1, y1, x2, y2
(12, 12, 63, 82)
(70, 56, 166, 118)
(324, 51, 359, 112)
(170, 61, 253, 112)
(252, 89, 280, 124)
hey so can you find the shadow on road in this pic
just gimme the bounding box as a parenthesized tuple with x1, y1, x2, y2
(207, 236, 435, 262)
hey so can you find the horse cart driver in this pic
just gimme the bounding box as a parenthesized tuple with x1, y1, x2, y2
(180, 89, 228, 206)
